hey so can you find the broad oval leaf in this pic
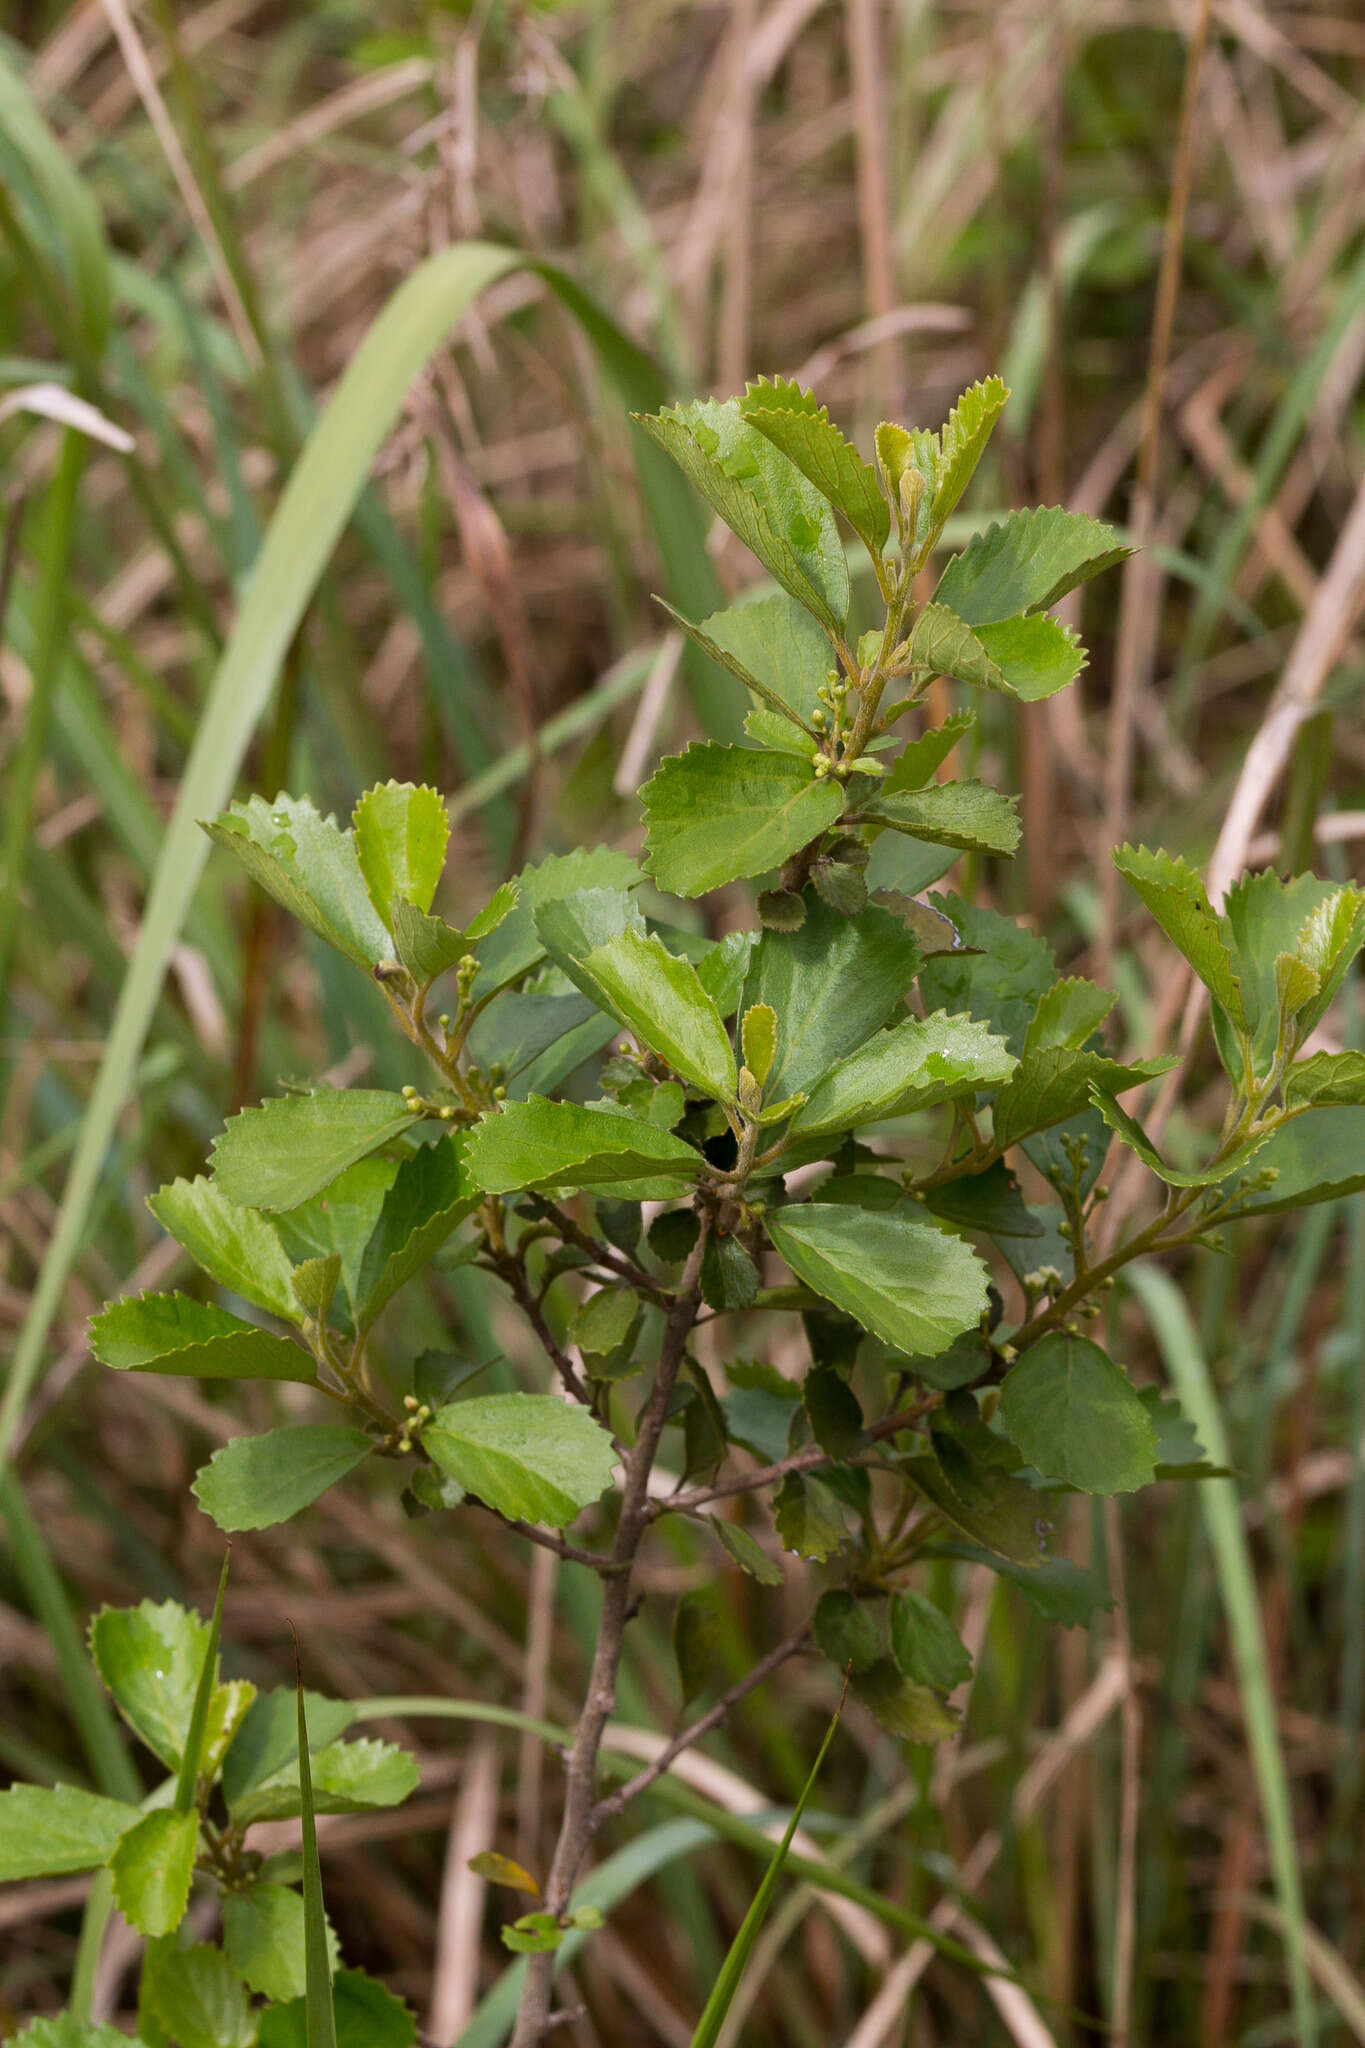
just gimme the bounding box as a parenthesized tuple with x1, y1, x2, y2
(354, 1133, 479, 1331)
(0, 1782, 137, 1880)
(934, 506, 1133, 624)
(353, 780, 450, 927)
(223, 1882, 334, 2003)
(641, 743, 844, 899)
(205, 794, 390, 969)
(659, 592, 826, 746)
(210, 1090, 421, 1213)
(741, 897, 921, 1101)
(89, 1292, 315, 1383)
(141, 1940, 256, 2048)
(147, 1176, 298, 1321)
(109, 1807, 199, 1938)
(424, 1393, 618, 1526)
(463, 1096, 701, 1199)
(192, 1425, 374, 1532)
(579, 928, 737, 1102)
(766, 1206, 987, 1359)
(91, 1599, 218, 1772)
(792, 1010, 1015, 1139)
(999, 1334, 1156, 1495)
(975, 613, 1085, 701)
(228, 1735, 419, 1825)
(889, 1591, 973, 1692)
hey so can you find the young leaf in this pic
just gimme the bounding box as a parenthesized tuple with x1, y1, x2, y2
(291, 1255, 341, 1323)
(424, 1393, 618, 1526)
(1290, 883, 1365, 1039)
(502, 1911, 563, 1955)
(881, 709, 977, 794)
(929, 377, 1010, 536)
(766, 1206, 987, 1359)
(1024, 978, 1117, 1055)
(464, 1096, 701, 1199)
(205, 794, 389, 969)
(256, 1972, 415, 2048)
(1284, 1049, 1365, 1111)
(869, 781, 1021, 858)
(741, 897, 921, 1100)
(851, 1661, 958, 1742)
(1111, 845, 1247, 1028)
(637, 398, 850, 631)
(791, 1009, 1015, 1139)
(90, 1292, 315, 1383)
(641, 744, 844, 898)
(109, 1807, 199, 1938)
(974, 613, 1086, 701)
(991, 1049, 1176, 1152)
(0, 1782, 137, 1879)
(388, 899, 470, 990)
(741, 1003, 778, 1088)
(934, 506, 1133, 624)
(192, 1427, 374, 1533)
(889, 1591, 973, 1692)
(812, 1589, 879, 1670)
(657, 593, 825, 743)
(210, 1091, 420, 1213)
(352, 781, 449, 928)
(140, 1941, 255, 2048)
(578, 929, 737, 1102)
(999, 1334, 1157, 1494)
(224, 1881, 338, 2003)
(900, 602, 1004, 691)
(711, 1517, 784, 1586)
(738, 377, 890, 561)
(354, 1134, 479, 1331)
(147, 1177, 298, 1322)
(296, 1678, 338, 2048)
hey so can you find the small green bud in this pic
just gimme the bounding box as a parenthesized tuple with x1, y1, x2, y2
(811, 708, 827, 731)
(404, 1394, 419, 1411)
(492, 1085, 507, 1102)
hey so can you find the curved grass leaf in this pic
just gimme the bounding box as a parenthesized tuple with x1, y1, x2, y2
(295, 1680, 337, 2048)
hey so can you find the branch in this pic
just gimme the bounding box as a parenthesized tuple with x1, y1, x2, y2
(496, 1257, 598, 1412)
(592, 1623, 811, 1825)
(651, 1390, 943, 1520)
(470, 1501, 624, 1574)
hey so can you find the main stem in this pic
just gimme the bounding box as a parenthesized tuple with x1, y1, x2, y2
(508, 1219, 710, 2047)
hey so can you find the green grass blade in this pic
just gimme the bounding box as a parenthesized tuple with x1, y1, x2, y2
(296, 1647, 338, 2048)
(688, 1681, 846, 2048)
(174, 1553, 230, 1814)
(0, 52, 111, 352)
(1127, 1261, 1316, 2047)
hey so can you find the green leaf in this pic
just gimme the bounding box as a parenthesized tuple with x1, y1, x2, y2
(1111, 845, 1247, 1028)
(1290, 884, 1365, 1039)
(999, 1334, 1157, 1494)
(352, 781, 449, 927)
(1284, 1049, 1365, 1111)
(89, 1292, 315, 1383)
(476, 846, 641, 997)
(641, 744, 844, 898)
(870, 781, 1021, 858)
(974, 613, 1086, 701)
(812, 1589, 879, 1671)
(12, 2024, 147, 2047)
(710, 1517, 783, 1585)
(738, 378, 890, 560)
(741, 897, 921, 1100)
(804, 1364, 862, 1457)
(931, 1543, 1113, 1627)
(882, 710, 977, 793)
(637, 399, 850, 631)
(766, 1206, 987, 1359)
(701, 1234, 759, 1312)
(673, 1588, 722, 1707)
(354, 1134, 479, 1330)
(1215, 1108, 1365, 1215)
(224, 1882, 339, 2003)
(1024, 978, 1116, 1055)
(210, 1091, 420, 1213)
(257, 1971, 415, 2048)
(929, 377, 1010, 537)
(577, 929, 737, 1102)
(889, 1591, 973, 1692)
(274, 1154, 400, 1323)
(90, 1598, 220, 1774)
(205, 794, 390, 969)
(922, 1163, 1042, 1242)
(991, 1048, 1176, 1152)
(741, 1003, 778, 1088)
(141, 1942, 255, 2048)
(464, 1096, 701, 1199)
(110, 1807, 199, 1937)
(658, 594, 823, 745)
(916, 894, 1055, 1056)
(425, 1393, 618, 1526)
(851, 1660, 957, 1742)
(773, 1473, 849, 1561)
(221, 1687, 356, 1816)
(0, 1782, 137, 1879)
(388, 898, 471, 990)
(1213, 870, 1330, 1074)
(934, 507, 1133, 625)
(230, 1736, 418, 1825)
(291, 1256, 341, 1322)
(792, 1010, 1015, 1140)
(193, 1427, 374, 1533)
(1090, 1089, 1274, 1189)
(910, 1405, 1056, 1564)
(147, 1177, 298, 1322)
(900, 604, 1004, 691)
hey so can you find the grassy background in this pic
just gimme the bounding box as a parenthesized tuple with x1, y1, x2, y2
(2, 1, 1365, 2041)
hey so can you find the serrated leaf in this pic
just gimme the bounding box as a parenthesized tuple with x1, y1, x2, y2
(637, 399, 850, 631)
(572, 1286, 639, 1360)
(930, 377, 1010, 535)
(1292, 884, 1365, 1037)
(0, 1782, 138, 1879)
(210, 1091, 420, 1213)
(812, 1588, 879, 1670)
(91, 1598, 219, 1774)
(766, 1206, 987, 1358)
(1235, 1108, 1365, 1214)
(710, 1517, 784, 1584)
(141, 1941, 255, 2048)
(889, 1591, 973, 1692)
(230, 1735, 419, 1825)
(578, 929, 737, 1102)
(192, 1426, 373, 1533)
(852, 1660, 957, 1741)
(274, 1154, 400, 1323)
(922, 1161, 1043, 1242)
(224, 1882, 339, 2004)
(1090, 1089, 1274, 1189)
(999, 1334, 1156, 1494)
(742, 1003, 778, 1088)
(257, 1971, 416, 2048)
(221, 1687, 356, 1814)
(935, 506, 1133, 625)
(1112, 845, 1247, 1028)
(1284, 1049, 1365, 1111)
(425, 1393, 618, 1526)
(464, 1095, 701, 1200)
(901, 603, 1004, 690)
(804, 1364, 862, 1457)
(991, 1047, 1175, 1152)
(913, 1406, 1056, 1564)
(205, 794, 389, 969)
(974, 612, 1086, 701)
(291, 1255, 341, 1322)
(354, 1133, 478, 1331)
(110, 1807, 198, 1937)
(931, 1543, 1113, 1626)
(792, 1009, 1014, 1141)
(475, 846, 641, 997)
(882, 710, 977, 794)
(641, 743, 844, 898)
(12, 2023, 147, 2047)
(90, 1292, 315, 1383)
(871, 780, 1021, 857)
(1024, 978, 1116, 1056)
(739, 377, 890, 559)
(673, 1588, 722, 1708)
(388, 898, 469, 989)
(658, 594, 824, 743)
(352, 781, 449, 928)
(773, 1472, 848, 1560)
(147, 1177, 298, 1321)
(917, 894, 1055, 1057)
(741, 896, 921, 1100)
